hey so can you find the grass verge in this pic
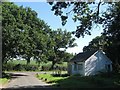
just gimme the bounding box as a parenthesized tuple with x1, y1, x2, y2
(0, 78, 9, 86)
(36, 73, 120, 88)
(36, 73, 67, 84)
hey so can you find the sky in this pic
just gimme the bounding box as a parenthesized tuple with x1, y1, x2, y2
(12, 1, 103, 54)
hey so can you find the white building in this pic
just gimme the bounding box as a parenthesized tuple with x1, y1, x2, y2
(68, 50, 112, 76)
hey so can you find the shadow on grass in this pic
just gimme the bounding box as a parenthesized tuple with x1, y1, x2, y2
(2, 73, 120, 90)
(48, 74, 120, 88)
(1, 85, 85, 90)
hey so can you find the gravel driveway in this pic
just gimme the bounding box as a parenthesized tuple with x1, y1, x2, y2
(2, 72, 52, 90)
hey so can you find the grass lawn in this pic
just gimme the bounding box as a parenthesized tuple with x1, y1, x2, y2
(36, 73, 120, 88)
(0, 78, 9, 86)
(36, 74, 67, 84)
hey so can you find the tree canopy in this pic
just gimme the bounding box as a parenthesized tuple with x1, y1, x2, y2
(47, 1, 111, 38)
(2, 2, 76, 67)
(102, 2, 120, 71)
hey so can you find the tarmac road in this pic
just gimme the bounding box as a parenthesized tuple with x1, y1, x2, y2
(2, 72, 52, 90)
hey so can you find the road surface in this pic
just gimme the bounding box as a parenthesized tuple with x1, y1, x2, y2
(2, 72, 52, 90)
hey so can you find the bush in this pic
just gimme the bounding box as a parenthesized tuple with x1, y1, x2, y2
(41, 65, 51, 71)
(3, 62, 39, 71)
(2, 72, 11, 78)
(3, 63, 15, 71)
(24, 64, 38, 71)
(13, 64, 25, 71)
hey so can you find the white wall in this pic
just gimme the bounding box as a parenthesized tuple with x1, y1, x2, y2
(85, 51, 112, 76)
(68, 62, 85, 75)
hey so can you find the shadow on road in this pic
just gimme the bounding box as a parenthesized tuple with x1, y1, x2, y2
(9, 73, 28, 79)
(1, 85, 71, 90)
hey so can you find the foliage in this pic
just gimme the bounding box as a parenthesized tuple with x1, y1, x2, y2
(3, 60, 39, 71)
(48, 1, 111, 38)
(47, 29, 77, 69)
(41, 65, 51, 71)
(2, 72, 11, 79)
(2, 2, 76, 68)
(83, 36, 105, 52)
(101, 2, 120, 72)
(3, 60, 68, 71)
(2, 2, 50, 64)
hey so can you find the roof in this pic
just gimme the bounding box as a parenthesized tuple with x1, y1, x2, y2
(70, 50, 97, 62)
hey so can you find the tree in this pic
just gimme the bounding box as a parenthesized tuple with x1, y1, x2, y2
(2, 2, 76, 67)
(101, 2, 120, 72)
(2, 2, 23, 63)
(2, 2, 51, 64)
(83, 36, 105, 52)
(47, 1, 110, 38)
(47, 28, 77, 69)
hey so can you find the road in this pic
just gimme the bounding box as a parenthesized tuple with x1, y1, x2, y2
(2, 72, 52, 90)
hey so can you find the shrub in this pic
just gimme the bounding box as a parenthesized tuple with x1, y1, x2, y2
(13, 64, 25, 71)
(24, 64, 38, 71)
(41, 65, 51, 71)
(3, 62, 39, 71)
(2, 72, 11, 79)
(3, 63, 15, 71)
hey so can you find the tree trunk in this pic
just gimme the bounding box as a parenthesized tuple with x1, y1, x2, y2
(51, 60, 56, 70)
(26, 57, 30, 65)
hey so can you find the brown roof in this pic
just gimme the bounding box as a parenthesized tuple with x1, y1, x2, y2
(70, 50, 97, 62)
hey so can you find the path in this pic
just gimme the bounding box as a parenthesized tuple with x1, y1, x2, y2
(2, 72, 52, 90)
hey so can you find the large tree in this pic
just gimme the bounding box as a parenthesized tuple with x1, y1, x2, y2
(102, 2, 120, 71)
(2, 2, 77, 67)
(47, 28, 77, 69)
(2, 2, 51, 64)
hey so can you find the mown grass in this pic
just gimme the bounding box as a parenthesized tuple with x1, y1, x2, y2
(36, 73, 67, 84)
(36, 73, 120, 88)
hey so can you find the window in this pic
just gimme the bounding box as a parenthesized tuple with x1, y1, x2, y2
(78, 64, 83, 70)
(74, 62, 77, 71)
(105, 64, 111, 72)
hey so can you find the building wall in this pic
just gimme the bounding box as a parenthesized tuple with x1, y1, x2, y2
(68, 62, 85, 75)
(85, 51, 112, 76)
